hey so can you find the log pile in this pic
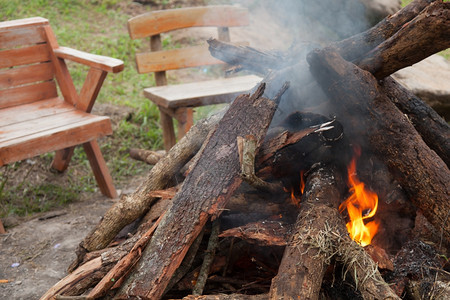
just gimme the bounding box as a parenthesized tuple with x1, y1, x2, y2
(42, 1, 450, 299)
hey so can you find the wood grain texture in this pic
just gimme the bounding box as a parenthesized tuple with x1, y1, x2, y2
(128, 5, 248, 39)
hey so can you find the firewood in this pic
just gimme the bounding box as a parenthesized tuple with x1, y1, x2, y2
(68, 111, 223, 271)
(219, 220, 290, 247)
(237, 135, 284, 194)
(380, 77, 450, 168)
(182, 294, 269, 300)
(269, 165, 346, 299)
(331, 0, 439, 62)
(86, 212, 164, 299)
(113, 83, 289, 299)
(129, 148, 166, 165)
(307, 48, 450, 244)
(357, 1, 450, 79)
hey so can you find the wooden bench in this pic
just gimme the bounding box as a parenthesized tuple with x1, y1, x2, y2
(0, 17, 124, 232)
(127, 5, 262, 151)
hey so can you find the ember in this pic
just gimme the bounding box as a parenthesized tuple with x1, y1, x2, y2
(339, 146, 379, 246)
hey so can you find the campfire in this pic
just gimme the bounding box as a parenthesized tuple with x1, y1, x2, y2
(42, 1, 449, 299)
(339, 146, 379, 247)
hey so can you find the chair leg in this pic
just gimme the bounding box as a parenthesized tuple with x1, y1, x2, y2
(159, 108, 176, 151)
(83, 140, 117, 199)
(0, 219, 5, 234)
(51, 147, 75, 172)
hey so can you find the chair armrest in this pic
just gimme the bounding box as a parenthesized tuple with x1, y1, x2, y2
(54, 46, 124, 73)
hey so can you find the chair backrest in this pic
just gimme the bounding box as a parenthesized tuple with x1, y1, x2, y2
(0, 17, 58, 109)
(127, 5, 249, 86)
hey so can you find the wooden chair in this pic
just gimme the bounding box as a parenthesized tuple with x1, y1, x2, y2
(0, 17, 124, 231)
(127, 5, 262, 151)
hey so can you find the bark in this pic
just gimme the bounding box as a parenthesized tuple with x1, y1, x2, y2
(269, 165, 346, 300)
(182, 294, 269, 300)
(380, 77, 450, 168)
(207, 38, 285, 75)
(357, 1, 450, 79)
(129, 148, 166, 165)
(68, 111, 222, 271)
(86, 213, 164, 299)
(331, 0, 438, 61)
(113, 83, 288, 299)
(307, 47, 450, 244)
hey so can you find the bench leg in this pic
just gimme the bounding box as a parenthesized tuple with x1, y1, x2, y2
(83, 140, 117, 199)
(175, 108, 194, 141)
(0, 219, 5, 234)
(159, 108, 176, 151)
(52, 147, 75, 172)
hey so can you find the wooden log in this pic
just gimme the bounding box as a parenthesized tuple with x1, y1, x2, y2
(182, 294, 269, 300)
(113, 83, 289, 299)
(129, 148, 166, 165)
(357, 1, 450, 79)
(86, 213, 164, 299)
(307, 47, 450, 244)
(269, 165, 400, 300)
(332, 0, 438, 61)
(269, 165, 346, 300)
(380, 77, 450, 168)
(207, 0, 439, 76)
(68, 111, 223, 271)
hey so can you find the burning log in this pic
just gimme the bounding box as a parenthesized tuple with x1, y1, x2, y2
(307, 48, 450, 244)
(113, 83, 289, 299)
(269, 165, 399, 300)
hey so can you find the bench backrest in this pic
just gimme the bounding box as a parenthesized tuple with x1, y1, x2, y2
(0, 17, 59, 109)
(127, 5, 249, 86)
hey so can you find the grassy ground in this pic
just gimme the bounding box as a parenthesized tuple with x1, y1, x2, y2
(0, 0, 170, 218)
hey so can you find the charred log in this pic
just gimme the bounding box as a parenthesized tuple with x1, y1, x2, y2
(356, 1, 450, 79)
(380, 77, 450, 168)
(307, 47, 450, 244)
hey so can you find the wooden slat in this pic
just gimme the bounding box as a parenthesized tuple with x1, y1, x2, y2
(0, 17, 48, 30)
(54, 47, 124, 73)
(0, 115, 112, 166)
(144, 74, 262, 108)
(0, 44, 51, 69)
(0, 109, 109, 142)
(0, 80, 57, 109)
(0, 62, 54, 89)
(128, 6, 249, 39)
(0, 98, 74, 127)
(136, 44, 224, 73)
(0, 25, 47, 49)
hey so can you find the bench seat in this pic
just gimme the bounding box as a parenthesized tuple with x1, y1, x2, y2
(0, 97, 112, 165)
(144, 74, 262, 109)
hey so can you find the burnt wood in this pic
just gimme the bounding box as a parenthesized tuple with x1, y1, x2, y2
(307, 48, 450, 244)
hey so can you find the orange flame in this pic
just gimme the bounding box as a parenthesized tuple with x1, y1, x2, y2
(339, 147, 379, 247)
(300, 170, 305, 194)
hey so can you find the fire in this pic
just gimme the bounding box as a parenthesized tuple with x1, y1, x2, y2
(300, 170, 305, 194)
(339, 147, 379, 247)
